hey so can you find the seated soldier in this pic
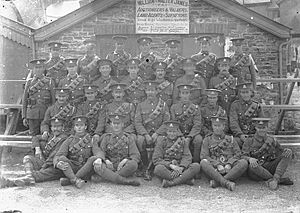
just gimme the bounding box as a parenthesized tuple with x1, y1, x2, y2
(135, 81, 170, 180)
(153, 61, 173, 108)
(153, 121, 200, 188)
(54, 115, 97, 188)
(92, 114, 140, 186)
(200, 89, 227, 137)
(41, 88, 76, 139)
(242, 118, 293, 190)
(170, 84, 202, 163)
(94, 83, 135, 138)
(121, 58, 146, 106)
(0, 117, 68, 188)
(200, 116, 248, 191)
(229, 82, 263, 148)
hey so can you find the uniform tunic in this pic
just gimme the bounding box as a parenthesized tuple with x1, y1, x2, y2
(77, 54, 100, 82)
(91, 76, 117, 103)
(134, 52, 157, 81)
(106, 50, 131, 81)
(121, 76, 146, 105)
(163, 54, 185, 83)
(58, 74, 87, 102)
(45, 56, 68, 87)
(155, 79, 173, 108)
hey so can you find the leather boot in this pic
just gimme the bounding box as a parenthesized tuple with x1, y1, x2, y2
(279, 177, 293, 185)
(14, 175, 35, 186)
(70, 177, 86, 189)
(0, 177, 16, 188)
(60, 178, 71, 186)
(90, 174, 104, 183)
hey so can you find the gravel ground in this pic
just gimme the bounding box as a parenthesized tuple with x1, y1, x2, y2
(0, 150, 299, 213)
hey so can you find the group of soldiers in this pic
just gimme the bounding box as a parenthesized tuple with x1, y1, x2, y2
(0, 35, 294, 191)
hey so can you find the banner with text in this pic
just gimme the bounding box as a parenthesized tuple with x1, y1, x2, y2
(136, 0, 189, 34)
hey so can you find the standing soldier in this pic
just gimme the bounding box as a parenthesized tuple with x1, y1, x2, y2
(92, 59, 117, 103)
(121, 58, 146, 105)
(92, 114, 141, 186)
(41, 88, 76, 138)
(173, 58, 206, 105)
(242, 118, 293, 190)
(77, 40, 100, 83)
(170, 84, 203, 163)
(135, 37, 157, 81)
(153, 121, 200, 188)
(106, 35, 131, 81)
(230, 38, 258, 85)
(0, 117, 68, 188)
(22, 59, 55, 136)
(200, 116, 248, 191)
(153, 61, 173, 108)
(209, 57, 237, 113)
(191, 36, 217, 86)
(163, 39, 185, 83)
(93, 83, 135, 138)
(45, 41, 68, 87)
(200, 89, 227, 137)
(229, 82, 263, 148)
(77, 84, 104, 135)
(54, 115, 97, 188)
(135, 81, 170, 180)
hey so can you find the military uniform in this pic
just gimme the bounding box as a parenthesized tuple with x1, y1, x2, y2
(191, 36, 217, 86)
(92, 114, 140, 186)
(45, 42, 68, 87)
(163, 39, 185, 83)
(153, 121, 200, 187)
(22, 59, 55, 135)
(200, 116, 248, 191)
(170, 84, 203, 163)
(106, 35, 131, 81)
(242, 118, 293, 190)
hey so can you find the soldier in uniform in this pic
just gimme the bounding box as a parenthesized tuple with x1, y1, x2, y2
(229, 82, 263, 148)
(54, 115, 97, 188)
(173, 58, 206, 105)
(77, 84, 104, 135)
(170, 84, 203, 163)
(41, 88, 76, 138)
(121, 58, 146, 105)
(200, 116, 248, 191)
(0, 117, 68, 188)
(135, 81, 170, 180)
(77, 39, 100, 82)
(153, 121, 200, 188)
(92, 114, 141, 186)
(191, 36, 217, 86)
(22, 59, 55, 136)
(209, 57, 237, 113)
(45, 41, 68, 87)
(230, 38, 258, 85)
(92, 59, 117, 103)
(242, 118, 293, 190)
(58, 58, 87, 104)
(106, 35, 131, 81)
(163, 39, 185, 83)
(200, 89, 228, 137)
(93, 83, 135, 138)
(153, 61, 173, 108)
(135, 37, 157, 81)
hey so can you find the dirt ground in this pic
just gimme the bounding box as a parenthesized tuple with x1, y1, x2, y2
(0, 150, 299, 213)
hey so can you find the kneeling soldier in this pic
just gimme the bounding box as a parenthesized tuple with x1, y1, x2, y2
(92, 114, 141, 186)
(54, 115, 96, 188)
(153, 121, 200, 188)
(0, 117, 68, 188)
(242, 118, 293, 190)
(200, 116, 248, 191)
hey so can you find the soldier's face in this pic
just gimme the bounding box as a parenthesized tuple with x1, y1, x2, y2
(218, 63, 230, 73)
(167, 129, 178, 140)
(155, 68, 166, 79)
(179, 90, 190, 102)
(255, 125, 268, 136)
(56, 94, 68, 104)
(85, 44, 96, 56)
(233, 45, 242, 53)
(183, 64, 195, 73)
(112, 90, 124, 101)
(145, 87, 157, 98)
(85, 91, 97, 101)
(74, 122, 87, 134)
(33, 66, 44, 76)
(67, 66, 77, 76)
(139, 43, 151, 53)
(207, 95, 218, 105)
(111, 121, 124, 133)
(99, 65, 111, 77)
(212, 122, 225, 135)
(168, 46, 178, 55)
(200, 42, 210, 51)
(128, 65, 139, 78)
(115, 43, 124, 51)
(51, 123, 63, 136)
(239, 89, 252, 101)
(51, 49, 60, 58)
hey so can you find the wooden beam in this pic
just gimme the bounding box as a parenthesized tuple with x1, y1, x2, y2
(0, 135, 32, 141)
(0, 104, 22, 109)
(257, 78, 300, 83)
(261, 105, 300, 110)
(0, 141, 32, 148)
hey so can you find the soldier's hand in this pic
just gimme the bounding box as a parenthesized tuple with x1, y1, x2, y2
(170, 170, 180, 179)
(151, 133, 158, 142)
(105, 159, 114, 170)
(217, 165, 225, 174)
(240, 134, 248, 142)
(42, 131, 49, 140)
(93, 158, 102, 171)
(145, 134, 153, 145)
(249, 158, 259, 168)
(92, 134, 100, 143)
(56, 161, 69, 171)
(117, 158, 128, 171)
(224, 164, 232, 173)
(23, 118, 28, 127)
(283, 148, 292, 158)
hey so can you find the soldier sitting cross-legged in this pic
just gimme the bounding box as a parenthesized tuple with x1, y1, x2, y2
(153, 121, 200, 188)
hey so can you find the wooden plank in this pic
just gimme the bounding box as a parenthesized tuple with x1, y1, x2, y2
(0, 135, 32, 141)
(261, 105, 300, 110)
(257, 78, 300, 83)
(0, 104, 22, 109)
(4, 96, 22, 135)
(0, 141, 32, 148)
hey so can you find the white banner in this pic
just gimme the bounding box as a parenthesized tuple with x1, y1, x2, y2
(136, 0, 189, 34)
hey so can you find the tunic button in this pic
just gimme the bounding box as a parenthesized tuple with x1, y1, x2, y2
(38, 90, 41, 92)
